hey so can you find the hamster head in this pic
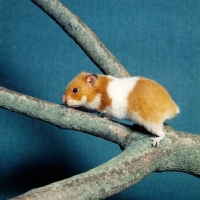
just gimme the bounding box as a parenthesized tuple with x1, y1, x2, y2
(62, 72, 101, 109)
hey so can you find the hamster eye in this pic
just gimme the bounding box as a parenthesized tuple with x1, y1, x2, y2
(72, 88, 78, 93)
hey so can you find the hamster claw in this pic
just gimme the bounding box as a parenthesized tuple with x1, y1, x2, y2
(151, 137, 162, 147)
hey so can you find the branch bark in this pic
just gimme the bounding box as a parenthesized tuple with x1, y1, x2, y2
(0, 86, 133, 148)
(0, 86, 200, 200)
(31, 0, 130, 78)
(0, 0, 199, 199)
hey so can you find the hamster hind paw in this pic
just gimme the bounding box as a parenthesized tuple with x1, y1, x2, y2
(151, 137, 163, 147)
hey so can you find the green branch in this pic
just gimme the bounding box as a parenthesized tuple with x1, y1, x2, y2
(12, 125, 200, 200)
(0, 86, 133, 148)
(0, 86, 199, 200)
(0, 0, 198, 199)
(31, 0, 130, 78)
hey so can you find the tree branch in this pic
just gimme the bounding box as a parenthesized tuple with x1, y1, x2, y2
(1, 0, 199, 199)
(12, 125, 200, 200)
(0, 86, 134, 148)
(31, 0, 130, 78)
(1, 86, 200, 200)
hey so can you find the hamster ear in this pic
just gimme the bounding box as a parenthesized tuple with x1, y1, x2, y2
(86, 74, 98, 87)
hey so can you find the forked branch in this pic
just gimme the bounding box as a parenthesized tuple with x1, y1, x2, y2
(0, 86, 199, 200)
(0, 0, 199, 199)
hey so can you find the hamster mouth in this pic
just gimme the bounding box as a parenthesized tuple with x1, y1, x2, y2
(69, 105, 80, 108)
(61, 103, 79, 108)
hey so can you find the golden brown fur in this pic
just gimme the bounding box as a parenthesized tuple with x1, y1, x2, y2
(127, 77, 179, 123)
(63, 72, 112, 111)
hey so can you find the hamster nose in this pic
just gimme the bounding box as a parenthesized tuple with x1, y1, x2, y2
(62, 95, 70, 104)
(62, 95, 67, 104)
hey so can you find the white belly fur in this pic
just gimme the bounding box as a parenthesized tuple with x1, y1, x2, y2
(105, 76, 139, 119)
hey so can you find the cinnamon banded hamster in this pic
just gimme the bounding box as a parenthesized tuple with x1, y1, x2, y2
(62, 71, 180, 146)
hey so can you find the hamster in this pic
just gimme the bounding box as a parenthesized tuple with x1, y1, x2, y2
(62, 71, 180, 146)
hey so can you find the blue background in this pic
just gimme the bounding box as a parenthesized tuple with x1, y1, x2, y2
(0, 0, 200, 199)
